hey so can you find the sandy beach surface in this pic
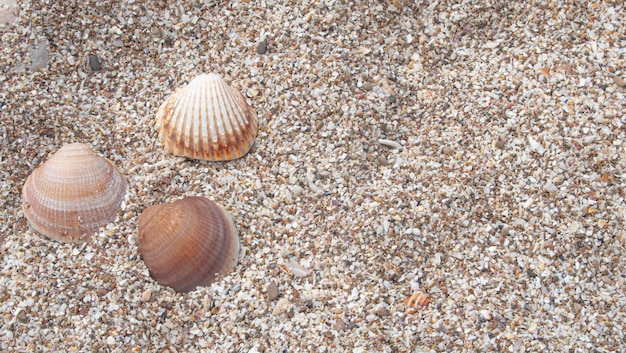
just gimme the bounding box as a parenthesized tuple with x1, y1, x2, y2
(1, 0, 625, 352)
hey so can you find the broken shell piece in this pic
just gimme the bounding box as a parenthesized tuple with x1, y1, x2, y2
(379, 139, 402, 150)
(404, 291, 430, 313)
(280, 260, 310, 277)
(272, 298, 291, 315)
(21, 143, 127, 243)
(137, 196, 240, 293)
(155, 73, 258, 161)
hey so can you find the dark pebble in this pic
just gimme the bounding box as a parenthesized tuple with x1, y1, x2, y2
(257, 39, 268, 54)
(87, 54, 101, 71)
(267, 281, 279, 301)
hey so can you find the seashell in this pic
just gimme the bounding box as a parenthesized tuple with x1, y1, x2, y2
(280, 260, 310, 277)
(21, 143, 127, 243)
(155, 73, 258, 161)
(404, 291, 430, 313)
(137, 196, 240, 293)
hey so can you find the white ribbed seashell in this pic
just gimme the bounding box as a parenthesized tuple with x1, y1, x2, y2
(21, 143, 127, 243)
(155, 73, 258, 161)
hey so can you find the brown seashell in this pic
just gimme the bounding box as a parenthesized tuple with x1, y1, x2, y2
(137, 196, 240, 293)
(404, 291, 430, 313)
(21, 143, 127, 243)
(155, 73, 258, 161)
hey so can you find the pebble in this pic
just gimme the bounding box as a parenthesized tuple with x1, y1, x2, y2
(257, 39, 268, 54)
(28, 41, 49, 71)
(614, 76, 626, 87)
(141, 288, 152, 302)
(527, 136, 546, 154)
(484, 41, 500, 49)
(573, 303, 582, 313)
(374, 306, 390, 316)
(345, 321, 358, 330)
(106, 336, 115, 345)
(361, 82, 373, 91)
(544, 181, 557, 193)
(0, 0, 18, 29)
(266, 281, 278, 301)
(272, 298, 290, 315)
(378, 139, 402, 150)
(86, 54, 101, 71)
(333, 319, 347, 331)
(17, 309, 28, 323)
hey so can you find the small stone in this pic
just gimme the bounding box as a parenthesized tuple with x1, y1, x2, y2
(374, 306, 390, 316)
(28, 41, 49, 71)
(266, 281, 278, 301)
(141, 288, 152, 302)
(614, 76, 626, 87)
(67, 55, 76, 66)
(333, 319, 346, 331)
(101, 273, 113, 283)
(362, 82, 373, 91)
(16, 309, 28, 323)
(257, 39, 268, 54)
(86, 54, 101, 71)
(150, 27, 162, 38)
(480, 310, 492, 321)
(527, 136, 545, 154)
(246, 88, 259, 98)
(106, 336, 115, 345)
(495, 138, 506, 149)
(527, 269, 537, 278)
(215, 41, 224, 51)
(377, 155, 388, 166)
(544, 182, 557, 193)
(272, 298, 290, 315)
(573, 303, 582, 313)
(485, 41, 500, 49)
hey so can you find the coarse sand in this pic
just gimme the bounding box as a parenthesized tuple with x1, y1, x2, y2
(1, 1, 625, 352)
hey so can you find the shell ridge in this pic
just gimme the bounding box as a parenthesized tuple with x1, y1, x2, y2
(210, 79, 221, 158)
(156, 73, 258, 161)
(22, 143, 127, 243)
(226, 91, 247, 159)
(137, 197, 240, 292)
(196, 77, 208, 158)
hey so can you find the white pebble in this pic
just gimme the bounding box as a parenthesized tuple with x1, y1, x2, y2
(378, 139, 402, 150)
(544, 182, 557, 193)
